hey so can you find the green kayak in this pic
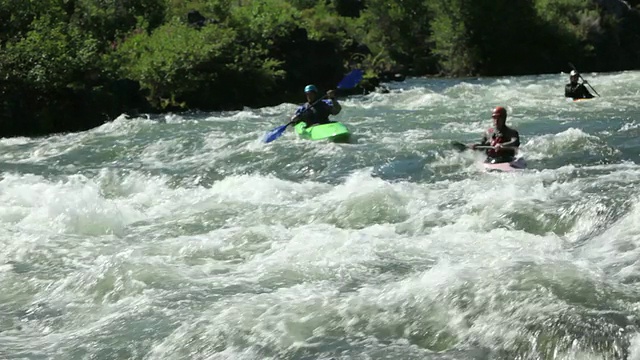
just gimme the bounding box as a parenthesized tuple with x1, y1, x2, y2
(294, 122, 351, 143)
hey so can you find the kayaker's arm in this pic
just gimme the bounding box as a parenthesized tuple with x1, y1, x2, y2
(503, 137, 518, 147)
(468, 132, 489, 149)
(566, 83, 594, 99)
(289, 104, 309, 124)
(498, 130, 520, 147)
(289, 114, 301, 125)
(579, 84, 594, 99)
(327, 90, 341, 115)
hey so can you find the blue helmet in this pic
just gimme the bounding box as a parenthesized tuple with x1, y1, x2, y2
(304, 84, 317, 93)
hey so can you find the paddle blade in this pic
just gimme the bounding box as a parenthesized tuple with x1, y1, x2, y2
(451, 141, 469, 152)
(337, 69, 364, 90)
(263, 124, 289, 143)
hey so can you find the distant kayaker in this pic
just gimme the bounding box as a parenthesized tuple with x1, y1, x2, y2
(291, 84, 342, 126)
(565, 70, 594, 100)
(469, 106, 520, 164)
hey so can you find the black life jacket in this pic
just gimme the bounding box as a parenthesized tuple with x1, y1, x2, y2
(300, 101, 332, 125)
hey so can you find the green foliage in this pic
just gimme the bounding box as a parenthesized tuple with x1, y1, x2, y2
(428, 0, 475, 75)
(0, 0, 67, 44)
(166, 0, 232, 23)
(427, 0, 600, 75)
(536, 0, 595, 25)
(332, 0, 365, 18)
(1, 15, 100, 91)
(357, 0, 435, 74)
(455, 0, 545, 75)
(111, 22, 235, 106)
(288, 0, 320, 10)
(300, 0, 350, 43)
(534, 0, 600, 45)
(532, 0, 601, 67)
(70, 0, 166, 47)
(230, 0, 299, 40)
(110, 19, 283, 109)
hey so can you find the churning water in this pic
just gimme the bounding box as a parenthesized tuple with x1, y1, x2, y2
(1, 71, 640, 359)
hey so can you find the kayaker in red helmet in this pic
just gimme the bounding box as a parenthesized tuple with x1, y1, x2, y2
(469, 106, 521, 163)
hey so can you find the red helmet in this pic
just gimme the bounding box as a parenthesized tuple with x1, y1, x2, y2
(492, 106, 507, 118)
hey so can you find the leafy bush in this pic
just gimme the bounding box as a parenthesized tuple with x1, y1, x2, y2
(70, 0, 166, 48)
(1, 15, 100, 91)
(110, 18, 284, 109)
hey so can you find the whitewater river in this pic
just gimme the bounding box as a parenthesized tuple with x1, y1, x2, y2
(1, 71, 640, 360)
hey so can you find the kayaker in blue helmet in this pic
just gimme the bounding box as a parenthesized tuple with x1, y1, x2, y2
(565, 70, 594, 100)
(291, 84, 342, 126)
(469, 106, 520, 163)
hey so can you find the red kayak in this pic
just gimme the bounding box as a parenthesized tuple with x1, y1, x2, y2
(483, 157, 527, 172)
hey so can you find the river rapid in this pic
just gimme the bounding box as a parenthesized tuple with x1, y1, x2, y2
(1, 71, 640, 359)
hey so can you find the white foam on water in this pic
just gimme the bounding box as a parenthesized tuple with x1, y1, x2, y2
(0, 173, 142, 236)
(1, 71, 640, 359)
(629, 333, 640, 360)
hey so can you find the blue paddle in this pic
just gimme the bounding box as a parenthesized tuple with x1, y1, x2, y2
(263, 69, 364, 143)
